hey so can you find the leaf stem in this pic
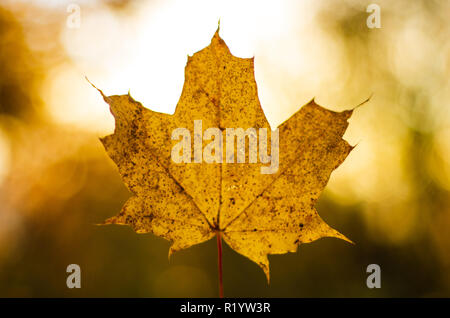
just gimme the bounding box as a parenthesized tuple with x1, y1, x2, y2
(216, 232, 224, 298)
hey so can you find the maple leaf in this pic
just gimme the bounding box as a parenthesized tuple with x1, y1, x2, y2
(95, 27, 358, 284)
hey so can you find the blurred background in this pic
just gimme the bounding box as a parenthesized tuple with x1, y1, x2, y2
(0, 0, 449, 297)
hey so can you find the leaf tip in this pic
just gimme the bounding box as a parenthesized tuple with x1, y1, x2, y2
(335, 232, 355, 245)
(353, 94, 372, 111)
(264, 268, 270, 285)
(168, 245, 178, 261)
(213, 20, 221, 40)
(350, 140, 361, 151)
(258, 259, 270, 284)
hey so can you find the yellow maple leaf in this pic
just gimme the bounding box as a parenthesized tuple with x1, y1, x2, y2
(95, 27, 359, 287)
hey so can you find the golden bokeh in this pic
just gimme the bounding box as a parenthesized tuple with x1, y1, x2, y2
(0, 0, 449, 297)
